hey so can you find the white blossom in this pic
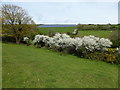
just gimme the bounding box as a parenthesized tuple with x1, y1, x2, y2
(33, 33, 113, 52)
(99, 38, 112, 47)
(116, 46, 120, 54)
(23, 37, 29, 42)
(72, 29, 78, 35)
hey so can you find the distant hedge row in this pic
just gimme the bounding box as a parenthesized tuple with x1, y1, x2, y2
(76, 24, 119, 31)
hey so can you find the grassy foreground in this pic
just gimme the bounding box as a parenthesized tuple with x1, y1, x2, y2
(3, 43, 118, 88)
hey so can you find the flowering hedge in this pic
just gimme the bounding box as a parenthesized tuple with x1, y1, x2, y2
(33, 33, 112, 51)
(33, 33, 119, 64)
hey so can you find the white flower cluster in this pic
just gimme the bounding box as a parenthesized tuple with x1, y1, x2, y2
(33, 33, 112, 52)
(82, 35, 112, 51)
(72, 29, 78, 35)
(116, 46, 120, 54)
(23, 37, 29, 42)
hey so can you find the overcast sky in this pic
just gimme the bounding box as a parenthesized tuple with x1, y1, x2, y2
(1, 0, 119, 24)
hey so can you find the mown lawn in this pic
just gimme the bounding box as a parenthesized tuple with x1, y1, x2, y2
(2, 43, 118, 88)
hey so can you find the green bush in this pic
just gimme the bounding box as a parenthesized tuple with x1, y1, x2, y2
(63, 46, 76, 54)
(2, 35, 16, 43)
(84, 52, 104, 61)
(83, 48, 119, 64)
(103, 48, 118, 63)
(109, 30, 120, 47)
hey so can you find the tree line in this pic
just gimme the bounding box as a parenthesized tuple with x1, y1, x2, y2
(76, 24, 118, 31)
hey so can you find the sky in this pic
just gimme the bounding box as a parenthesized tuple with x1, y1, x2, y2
(1, 0, 119, 24)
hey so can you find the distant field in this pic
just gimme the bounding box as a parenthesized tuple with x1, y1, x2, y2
(39, 27, 75, 35)
(77, 30, 113, 38)
(38, 27, 113, 38)
(38, 24, 76, 28)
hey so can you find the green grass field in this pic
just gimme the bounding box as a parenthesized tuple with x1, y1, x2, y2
(39, 27, 76, 35)
(77, 30, 113, 38)
(38, 27, 113, 38)
(3, 43, 118, 88)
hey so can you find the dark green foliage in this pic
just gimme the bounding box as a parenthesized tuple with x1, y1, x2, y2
(83, 48, 119, 65)
(76, 24, 118, 31)
(66, 32, 71, 35)
(109, 29, 120, 47)
(2, 36, 16, 43)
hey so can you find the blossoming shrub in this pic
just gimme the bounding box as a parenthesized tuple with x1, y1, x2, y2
(23, 37, 32, 46)
(33, 33, 119, 64)
(72, 29, 78, 35)
(23, 37, 29, 43)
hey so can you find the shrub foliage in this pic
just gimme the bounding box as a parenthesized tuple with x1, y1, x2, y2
(32, 33, 119, 64)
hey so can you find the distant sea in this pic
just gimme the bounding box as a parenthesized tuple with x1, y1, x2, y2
(39, 24, 77, 28)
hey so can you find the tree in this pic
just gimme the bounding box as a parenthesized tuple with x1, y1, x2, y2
(2, 4, 38, 43)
